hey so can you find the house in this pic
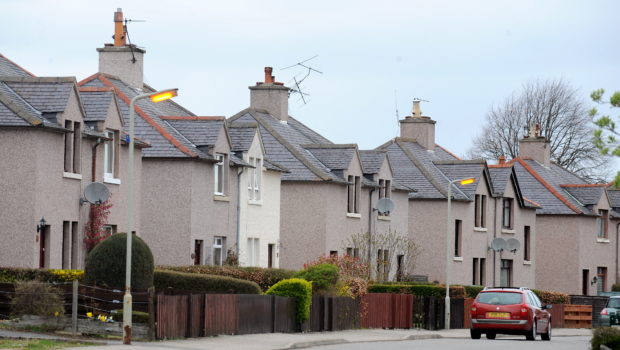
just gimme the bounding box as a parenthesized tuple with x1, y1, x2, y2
(228, 68, 411, 279)
(378, 101, 539, 287)
(509, 127, 620, 295)
(0, 53, 145, 269)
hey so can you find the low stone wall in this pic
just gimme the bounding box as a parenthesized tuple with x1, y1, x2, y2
(10, 315, 149, 339)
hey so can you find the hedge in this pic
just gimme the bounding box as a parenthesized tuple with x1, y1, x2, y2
(293, 263, 339, 294)
(0, 268, 84, 283)
(154, 270, 261, 294)
(158, 265, 295, 291)
(265, 278, 312, 323)
(532, 289, 569, 304)
(592, 327, 620, 350)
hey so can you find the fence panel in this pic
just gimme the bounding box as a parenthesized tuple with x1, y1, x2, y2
(273, 296, 297, 333)
(393, 294, 413, 329)
(330, 297, 360, 331)
(463, 298, 474, 329)
(570, 295, 607, 327)
(361, 293, 390, 328)
(237, 294, 273, 335)
(188, 294, 204, 337)
(450, 298, 464, 329)
(549, 304, 565, 328)
(156, 295, 188, 339)
(204, 294, 238, 336)
(304, 296, 325, 332)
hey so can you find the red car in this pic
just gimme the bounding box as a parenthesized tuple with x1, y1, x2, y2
(470, 287, 552, 341)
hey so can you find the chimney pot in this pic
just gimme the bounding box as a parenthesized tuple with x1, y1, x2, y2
(498, 155, 506, 164)
(264, 67, 274, 84)
(113, 8, 126, 47)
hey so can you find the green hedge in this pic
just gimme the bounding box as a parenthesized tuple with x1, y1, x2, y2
(293, 263, 339, 294)
(154, 270, 261, 294)
(265, 278, 312, 323)
(592, 327, 620, 350)
(369, 284, 465, 298)
(532, 289, 569, 304)
(158, 265, 295, 291)
(0, 267, 84, 283)
(464, 285, 484, 298)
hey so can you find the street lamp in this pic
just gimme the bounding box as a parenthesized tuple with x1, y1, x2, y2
(124, 88, 178, 344)
(445, 176, 475, 330)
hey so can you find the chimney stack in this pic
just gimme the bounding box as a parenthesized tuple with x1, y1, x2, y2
(498, 155, 506, 165)
(519, 123, 551, 167)
(249, 67, 290, 123)
(399, 99, 436, 150)
(97, 8, 146, 89)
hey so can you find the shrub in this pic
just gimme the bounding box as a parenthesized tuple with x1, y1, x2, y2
(265, 278, 312, 323)
(612, 283, 620, 292)
(84, 233, 154, 289)
(464, 285, 484, 298)
(294, 264, 339, 294)
(11, 281, 65, 317)
(50, 269, 84, 282)
(368, 284, 464, 298)
(0, 268, 84, 283)
(592, 327, 620, 350)
(158, 265, 295, 291)
(303, 255, 370, 297)
(154, 270, 261, 294)
(111, 309, 150, 324)
(532, 289, 569, 304)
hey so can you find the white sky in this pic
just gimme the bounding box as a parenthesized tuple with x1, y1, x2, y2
(2, 0, 619, 158)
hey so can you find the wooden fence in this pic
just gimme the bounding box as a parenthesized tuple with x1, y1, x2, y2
(361, 293, 412, 329)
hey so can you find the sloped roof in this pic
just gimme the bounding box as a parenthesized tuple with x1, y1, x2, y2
(228, 124, 258, 152)
(608, 190, 620, 208)
(359, 150, 386, 175)
(303, 144, 357, 171)
(433, 160, 488, 200)
(161, 117, 225, 148)
(78, 73, 217, 160)
(561, 184, 607, 206)
(229, 109, 351, 182)
(79, 87, 116, 122)
(0, 53, 35, 77)
(488, 166, 513, 196)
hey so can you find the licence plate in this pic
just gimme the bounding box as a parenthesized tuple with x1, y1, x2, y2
(486, 312, 510, 319)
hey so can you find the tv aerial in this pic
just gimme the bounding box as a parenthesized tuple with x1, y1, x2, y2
(80, 182, 110, 205)
(281, 55, 323, 105)
(375, 198, 395, 215)
(123, 16, 146, 63)
(506, 238, 521, 253)
(489, 237, 507, 252)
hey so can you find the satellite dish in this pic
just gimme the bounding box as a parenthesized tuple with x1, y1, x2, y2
(506, 238, 521, 253)
(81, 182, 110, 205)
(376, 198, 395, 215)
(490, 238, 507, 252)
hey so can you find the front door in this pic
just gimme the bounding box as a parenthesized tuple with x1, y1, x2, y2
(268, 244, 274, 268)
(582, 269, 589, 295)
(194, 240, 203, 265)
(39, 226, 48, 268)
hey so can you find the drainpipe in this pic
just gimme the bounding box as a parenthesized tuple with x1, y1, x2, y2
(493, 197, 498, 286)
(616, 222, 620, 286)
(368, 187, 375, 280)
(236, 166, 245, 260)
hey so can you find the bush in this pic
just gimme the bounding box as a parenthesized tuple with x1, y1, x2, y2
(464, 285, 484, 298)
(50, 269, 84, 282)
(111, 309, 150, 324)
(265, 278, 312, 323)
(612, 283, 620, 292)
(158, 265, 295, 291)
(0, 268, 84, 283)
(368, 284, 465, 298)
(532, 289, 569, 304)
(294, 264, 339, 294)
(11, 281, 64, 317)
(154, 270, 261, 294)
(592, 327, 620, 350)
(303, 255, 370, 298)
(84, 233, 154, 289)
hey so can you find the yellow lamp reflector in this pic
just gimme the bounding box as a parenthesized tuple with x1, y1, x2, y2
(459, 178, 475, 185)
(150, 89, 178, 103)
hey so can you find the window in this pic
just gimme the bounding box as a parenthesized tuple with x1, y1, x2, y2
(213, 237, 225, 266)
(268, 244, 275, 268)
(63, 121, 81, 174)
(347, 175, 361, 214)
(247, 238, 260, 266)
(214, 154, 227, 195)
(500, 259, 513, 287)
(582, 269, 590, 295)
(70, 222, 78, 269)
(472, 258, 479, 285)
(502, 198, 513, 229)
(378, 179, 391, 216)
(598, 209, 609, 239)
(346, 247, 360, 258)
(378, 179, 385, 199)
(62, 221, 70, 269)
(377, 249, 389, 281)
(194, 240, 203, 265)
(598, 267, 607, 293)
(454, 219, 462, 257)
(524, 226, 531, 261)
(474, 194, 486, 228)
(479, 258, 486, 286)
(396, 255, 404, 282)
(102, 225, 117, 236)
(103, 130, 119, 179)
(330, 250, 338, 257)
(248, 158, 262, 201)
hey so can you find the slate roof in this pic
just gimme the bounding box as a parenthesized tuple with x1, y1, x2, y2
(359, 150, 386, 175)
(162, 117, 225, 148)
(488, 166, 513, 196)
(608, 190, 620, 208)
(79, 88, 116, 122)
(4, 80, 73, 113)
(228, 124, 257, 152)
(433, 160, 488, 200)
(79, 73, 219, 161)
(229, 109, 350, 182)
(561, 185, 606, 206)
(303, 144, 357, 171)
(0, 54, 34, 77)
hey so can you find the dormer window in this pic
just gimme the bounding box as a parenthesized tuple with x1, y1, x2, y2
(214, 153, 227, 195)
(103, 129, 119, 181)
(63, 120, 81, 174)
(347, 175, 361, 214)
(502, 198, 513, 229)
(598, 209, 609, 239)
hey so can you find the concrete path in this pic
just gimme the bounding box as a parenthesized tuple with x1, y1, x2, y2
(46, 328, 592, 350)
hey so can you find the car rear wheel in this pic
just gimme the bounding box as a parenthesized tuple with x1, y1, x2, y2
(470, 329, 481, 339)
(526, 319, 537, 341)
(541, 320, 551, 341)
(486, 333, 496, 339)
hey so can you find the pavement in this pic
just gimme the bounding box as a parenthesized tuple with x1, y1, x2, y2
(0, 327, 594, 350)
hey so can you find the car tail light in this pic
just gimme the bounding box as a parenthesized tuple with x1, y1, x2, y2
(520, 304, 529, 318)
(601, 308, 609, 316)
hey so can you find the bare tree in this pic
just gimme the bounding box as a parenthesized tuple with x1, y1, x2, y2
(343, 229, 420, 282)
(469, 79, 611, 182)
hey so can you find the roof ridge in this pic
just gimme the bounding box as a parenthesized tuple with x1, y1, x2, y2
(1, 76, 76, 84)
(523, 197, 542, 208)
(0, 53, 36, 77)
(302, 143, 357, 149)
(95, 73, 198, 158)
(560, 183, 609, 188)
(79, 86, 115, 92)
(514, 158, 582, 214)
(248, 110, 332, 181)
(161, 116, 225, 121)
(435, 144, 461, 160)
(488, 163, 514, 168)
(433, 159, 486, 165)
(396, 139, 451, 198)
(0, 82, 43, 125)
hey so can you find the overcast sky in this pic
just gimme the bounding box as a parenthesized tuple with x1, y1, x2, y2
(2, 0, 618, 158)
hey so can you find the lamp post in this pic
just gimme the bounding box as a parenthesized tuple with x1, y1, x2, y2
(124, 88, 178, 345)
(445, 176, 475, 330)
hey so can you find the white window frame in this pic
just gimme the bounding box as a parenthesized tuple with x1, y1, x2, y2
(214, 154, 225, 195)
(213, 236, 224, 266)
(247, 237, 260, 266)
(103, 130, 116, 180)
(247, 157, 261, 201)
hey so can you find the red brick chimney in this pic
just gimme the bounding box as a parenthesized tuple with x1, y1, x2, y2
(498, 155, 506, 165)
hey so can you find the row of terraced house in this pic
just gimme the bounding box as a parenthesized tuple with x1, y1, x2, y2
(1, 9, 618, 296)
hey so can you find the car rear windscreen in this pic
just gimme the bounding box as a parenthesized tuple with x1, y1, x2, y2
(608, 298, 620, 308)
(477, 292, 522, 305)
